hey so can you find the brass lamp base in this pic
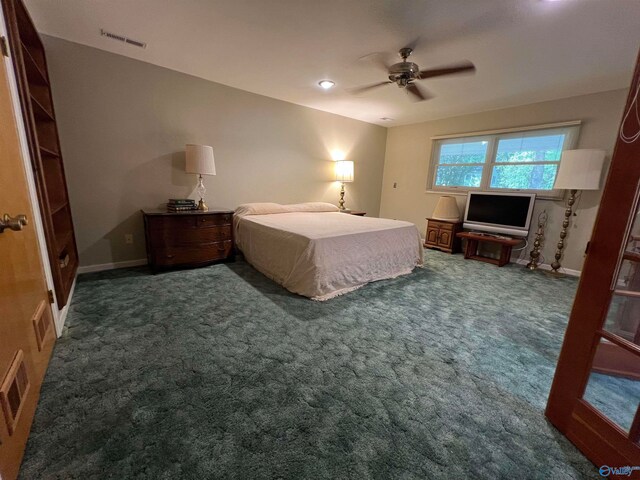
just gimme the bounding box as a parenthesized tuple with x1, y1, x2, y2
(550, 189, 578, 273)
(338, 182, 349, 211)
(196, 198, 208, 211)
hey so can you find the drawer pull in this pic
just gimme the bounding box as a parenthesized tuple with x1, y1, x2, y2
(166, 254, 175, 259)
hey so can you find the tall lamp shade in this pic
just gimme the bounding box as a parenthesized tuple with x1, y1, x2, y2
(432, 196, 460, 221)
(554, 149, 606, 190)
(185, 144, 216, 211)
(550, 148, 606, 273)
(186, 144, 216, 176)
(335, 160, 354, 183)
(335, 160, 354, 211)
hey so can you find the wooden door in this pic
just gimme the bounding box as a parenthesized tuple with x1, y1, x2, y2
(0, 43, 55, 480)
(546, 50, 640, 470)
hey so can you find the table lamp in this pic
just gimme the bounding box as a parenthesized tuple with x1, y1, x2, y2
(432, 196, 460, 221)
(186, 144, 216, 211)
(550, 149, 606, 272)
(335, 160, 354, 212)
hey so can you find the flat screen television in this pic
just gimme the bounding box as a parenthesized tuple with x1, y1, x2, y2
(463, 192, 536, 237)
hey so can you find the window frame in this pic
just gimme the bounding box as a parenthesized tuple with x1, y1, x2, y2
(427, 121, 581, 199)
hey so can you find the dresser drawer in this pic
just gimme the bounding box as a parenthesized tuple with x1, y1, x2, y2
(196, 213, 232, 228)
(153, 240, 233, 267)
(146, 215, 198, 230)
(158, 225, 232, 247)
(430, 220, 453, 230)
(146, 213, 232, 230)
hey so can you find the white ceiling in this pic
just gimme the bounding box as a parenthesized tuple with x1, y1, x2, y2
(24, 0, 640, 126)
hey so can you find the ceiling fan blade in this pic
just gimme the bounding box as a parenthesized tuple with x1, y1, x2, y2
(419, 61, 476, 80)
(348, 81, 393, 95)
(358, 52, 392, 73)
(406, 83, 432, 102)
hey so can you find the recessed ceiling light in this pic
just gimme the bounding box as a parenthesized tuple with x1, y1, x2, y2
(318, 80, 335, 89)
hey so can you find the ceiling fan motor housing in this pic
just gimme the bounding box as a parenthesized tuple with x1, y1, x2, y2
(388, 62, 420, 87)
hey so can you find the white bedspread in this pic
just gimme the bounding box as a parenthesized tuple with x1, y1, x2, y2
(234, 212, 423, 300)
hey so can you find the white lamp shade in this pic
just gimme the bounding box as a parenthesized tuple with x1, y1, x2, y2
(185, 144, 216, 176)
(553, 149, 606, 190)
(335, 160, 354, 183)
(432, 196, 461, 221)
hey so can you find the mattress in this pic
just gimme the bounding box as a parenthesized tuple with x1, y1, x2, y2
(234, 210, 423, 300)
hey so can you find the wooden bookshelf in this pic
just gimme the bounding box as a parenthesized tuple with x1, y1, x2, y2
(2, 0, 78, 307)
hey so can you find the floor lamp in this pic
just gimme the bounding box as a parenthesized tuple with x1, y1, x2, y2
(550, 149, 606, 272)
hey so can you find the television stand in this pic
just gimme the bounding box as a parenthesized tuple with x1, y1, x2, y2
(456, 232, 522, 267)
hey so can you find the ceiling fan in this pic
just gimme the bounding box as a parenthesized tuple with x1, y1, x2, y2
(350, 47, 476, 102)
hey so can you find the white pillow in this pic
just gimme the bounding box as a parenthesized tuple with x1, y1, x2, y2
(284, 202, 339, 213)
(235, 203, 289, 217)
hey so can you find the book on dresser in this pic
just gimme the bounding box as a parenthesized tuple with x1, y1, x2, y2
(142, 209, 235, 272)
(167, 198, 196, 212)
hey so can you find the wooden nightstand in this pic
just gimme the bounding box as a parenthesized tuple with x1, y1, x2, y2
(424, 218, 462, 254)
(142, 209, 234, 272)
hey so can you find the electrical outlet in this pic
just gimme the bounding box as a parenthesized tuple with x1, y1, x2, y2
(393, 182, 397, 188)
(125, 234, 133, 244)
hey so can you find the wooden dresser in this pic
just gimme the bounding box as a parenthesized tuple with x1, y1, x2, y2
(142, 209, 234, 272)
(424, 218, 462, 254)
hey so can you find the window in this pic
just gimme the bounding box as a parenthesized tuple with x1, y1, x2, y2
(434, 137, 488, 189)
(429, 124, 579, 197)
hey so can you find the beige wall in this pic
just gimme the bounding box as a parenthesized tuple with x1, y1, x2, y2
(380, 89, 628, 272)
(43, 36, 387, 267)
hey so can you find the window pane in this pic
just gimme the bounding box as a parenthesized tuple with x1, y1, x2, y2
(439, 141, 488, 164)
(435, 165, 483, 187)
(490, 164, 558, 190)
(495, 134, 565, 163)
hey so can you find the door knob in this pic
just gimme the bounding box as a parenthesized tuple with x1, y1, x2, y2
(0, 213, 28, 233)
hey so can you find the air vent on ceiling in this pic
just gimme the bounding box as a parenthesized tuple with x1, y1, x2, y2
(100, 29, 146, 49)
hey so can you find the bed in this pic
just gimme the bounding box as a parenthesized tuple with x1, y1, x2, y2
(234, 202, 423, 300)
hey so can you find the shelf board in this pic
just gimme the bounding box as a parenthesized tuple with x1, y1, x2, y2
(623, 251, 640, 263)
(39, 145, 59, 157)
(30, 94, 54, 122)
(50, 201, 68, 215)
(20, 42, 48, 86)
(614, 289, 640, 298)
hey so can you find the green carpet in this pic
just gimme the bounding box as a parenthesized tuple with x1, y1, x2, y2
(20, 250, 601, 479)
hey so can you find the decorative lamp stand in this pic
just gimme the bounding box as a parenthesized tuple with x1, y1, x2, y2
(550, 190, 577, 272)
(526, 210, 548, 270)
(195, 174, 208, 211)
(338, 182, 347, 211)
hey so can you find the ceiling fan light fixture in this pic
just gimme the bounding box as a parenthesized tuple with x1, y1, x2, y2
(318, 80, 335, 89)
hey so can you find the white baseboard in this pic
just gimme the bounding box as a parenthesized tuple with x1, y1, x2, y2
(77, 258, 148, 274)
(513, 258, 581, 277)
